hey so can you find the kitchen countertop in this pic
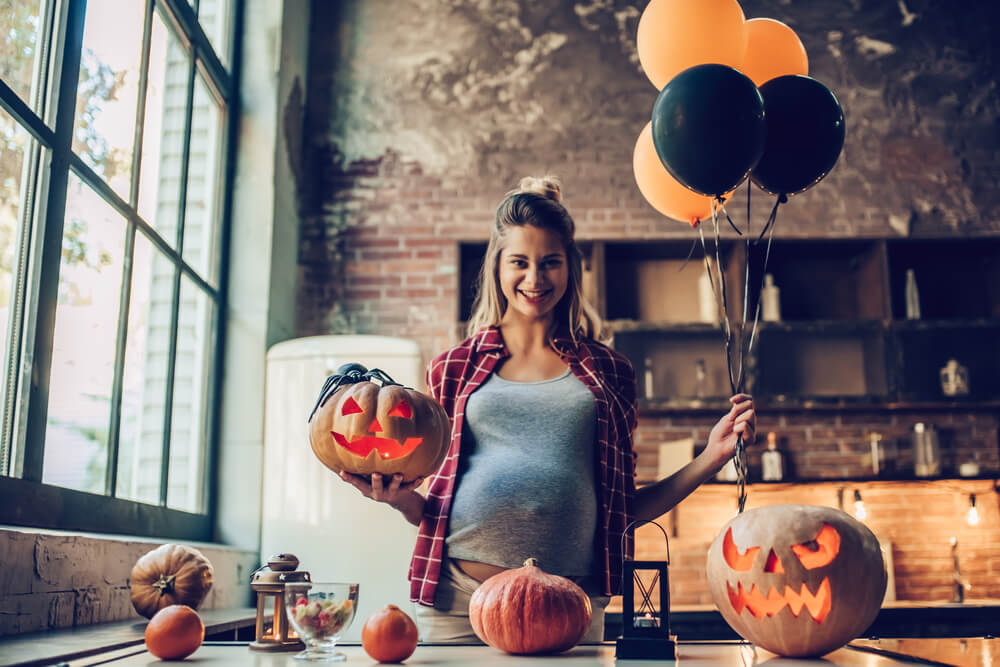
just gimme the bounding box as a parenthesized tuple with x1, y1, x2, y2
(55, 639, 1000, 667)
(4, 603, 999, 666)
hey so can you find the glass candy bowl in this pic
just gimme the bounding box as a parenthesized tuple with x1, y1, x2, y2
(284, 582, 359, 661)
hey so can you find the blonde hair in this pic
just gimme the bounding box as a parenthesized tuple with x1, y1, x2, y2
(466, 175, 607, 344)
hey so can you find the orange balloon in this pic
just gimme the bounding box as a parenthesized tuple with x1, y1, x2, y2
(740, 18, 808, 87)
(633, 122, 718, 226)
(637, 0, 748, 91)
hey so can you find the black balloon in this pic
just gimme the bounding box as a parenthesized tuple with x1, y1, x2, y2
(751, 75, 846, 196)
(651, 64, 767, 197)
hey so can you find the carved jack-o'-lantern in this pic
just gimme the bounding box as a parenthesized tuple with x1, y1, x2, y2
(308, 364, 450, 482)
(706, 504, 886, 658)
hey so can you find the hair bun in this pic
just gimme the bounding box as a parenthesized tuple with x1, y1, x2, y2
(518, 175, 562, 203)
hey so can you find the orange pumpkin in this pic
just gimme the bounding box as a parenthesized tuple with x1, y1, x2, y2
(706, 504, 886, 657)
(469, 558, 592, 655)
(144, 604, 204, 660)
(308, 364, 449, 482)
(362, 604, 419, 663)
(130, 544, 214, 619)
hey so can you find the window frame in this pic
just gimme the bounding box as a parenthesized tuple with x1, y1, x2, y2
(0, 0, 242, 540)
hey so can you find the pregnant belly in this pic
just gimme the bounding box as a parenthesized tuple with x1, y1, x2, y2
(453, 558, 508, 583)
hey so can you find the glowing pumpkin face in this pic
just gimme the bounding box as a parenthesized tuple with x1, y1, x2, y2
(706, 504, 886, 658)
(308, 366, 449, 482)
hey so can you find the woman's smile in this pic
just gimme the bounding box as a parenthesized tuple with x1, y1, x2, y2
(517, 287, 553, 304)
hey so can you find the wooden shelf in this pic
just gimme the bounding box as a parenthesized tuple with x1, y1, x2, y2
(749, 239, 890, 321)
(454, 238, 1000, 405)
(706, 474, 1000, 486)
(887, 237, 1000, 320)
(639, 398, 1000, 415)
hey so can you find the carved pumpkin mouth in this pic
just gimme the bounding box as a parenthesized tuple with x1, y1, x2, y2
(332, 432, 423, 460)
(726, 578, 832, 622)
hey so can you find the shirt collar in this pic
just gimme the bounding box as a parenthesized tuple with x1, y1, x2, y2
(474, 326, 506, 354)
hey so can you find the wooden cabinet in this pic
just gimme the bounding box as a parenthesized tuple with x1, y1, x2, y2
(456, 237, 1000, 409)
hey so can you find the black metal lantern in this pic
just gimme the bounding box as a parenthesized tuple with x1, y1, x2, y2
(616, 520, 677, 660)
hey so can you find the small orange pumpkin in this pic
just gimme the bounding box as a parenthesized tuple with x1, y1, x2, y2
(130, 544, 214, 619)
(469, 558, 592, 655)
(706, 504, 886, 657)
(362, 604, 419, 663)
(308, 364, 449, 482)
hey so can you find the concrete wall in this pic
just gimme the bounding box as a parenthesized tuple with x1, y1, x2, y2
(216, 0, 309, 550)
(295, 0, 1000, 351)
(0, 528, 256, 636)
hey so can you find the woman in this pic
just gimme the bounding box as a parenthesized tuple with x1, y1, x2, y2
(339, 176, 755, 642)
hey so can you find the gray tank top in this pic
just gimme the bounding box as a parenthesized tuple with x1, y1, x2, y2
(446, 368, 598, 577)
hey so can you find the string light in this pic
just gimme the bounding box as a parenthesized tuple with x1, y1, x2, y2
(966, 494, 980, 526)
(853, 489, 867, 521)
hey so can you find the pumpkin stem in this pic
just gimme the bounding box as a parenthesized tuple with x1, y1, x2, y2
(151, 574, 176, 596)
(523, 558, 540, 568)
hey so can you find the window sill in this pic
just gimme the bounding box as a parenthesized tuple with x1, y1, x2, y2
(0, 607, 257, 667)
(0, 526, 258, 640)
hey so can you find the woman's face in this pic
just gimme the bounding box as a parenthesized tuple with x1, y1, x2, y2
(497, 225, 569, 323)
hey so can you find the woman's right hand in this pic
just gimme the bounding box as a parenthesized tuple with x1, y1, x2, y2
(338, 472, 426, 525)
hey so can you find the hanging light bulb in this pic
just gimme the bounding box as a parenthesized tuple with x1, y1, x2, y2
(853, 489, 867, 521)
(966, 494, 980, 526)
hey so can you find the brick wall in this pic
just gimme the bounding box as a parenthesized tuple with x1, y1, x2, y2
(0, 529, 257, 636)
(635, 478, 1000, 606)
(294, 0, 1000, 606)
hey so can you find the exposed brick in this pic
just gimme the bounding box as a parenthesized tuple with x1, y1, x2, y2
(385, 288, 439, 299)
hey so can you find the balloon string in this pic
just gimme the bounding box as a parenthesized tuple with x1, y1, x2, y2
(716, 196, 742, 235)
(742, 181, 751, 326)
(715, 209, 740, 394)
(697, 218, 727, 344)
(758, 193, 787, 242)
(745, 201, 779, 359)
(678, 236, 699, 274)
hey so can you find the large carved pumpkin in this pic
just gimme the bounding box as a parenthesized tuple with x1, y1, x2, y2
(469, 558, 592, 655)
(706, 504, 886, 657)
(308, 364, 449, 482)
(130, 544, 214, 619)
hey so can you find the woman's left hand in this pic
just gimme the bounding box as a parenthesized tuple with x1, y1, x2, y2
(705, 393, 756, 470)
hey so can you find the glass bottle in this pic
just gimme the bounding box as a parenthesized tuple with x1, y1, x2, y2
(905, 269, 921, 320)
(761, 273, 781, 322)
(643, 357, 655, 399)
(694, 359, 707, 398)
(761, 432, 785, 481)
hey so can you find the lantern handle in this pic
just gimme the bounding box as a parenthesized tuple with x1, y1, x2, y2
(621, 519, 670, 565)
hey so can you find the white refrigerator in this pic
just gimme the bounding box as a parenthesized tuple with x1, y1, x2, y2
(261, 335, 424, 640)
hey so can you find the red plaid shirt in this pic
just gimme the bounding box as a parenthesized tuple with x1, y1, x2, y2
(409, 325, 638, 606)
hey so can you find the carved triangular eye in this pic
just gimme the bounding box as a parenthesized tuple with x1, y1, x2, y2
(388, 401, 412, 419)
(791, 524, 841, 569)
(341, 397, 363, 415)
(723, 527, 759, 571)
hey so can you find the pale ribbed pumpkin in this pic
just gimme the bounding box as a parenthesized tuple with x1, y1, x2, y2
(308, 365, 449, 482)
(706, 504, 886, 657)
(130, 544, 214, 619)
(469, 558, 592, 654)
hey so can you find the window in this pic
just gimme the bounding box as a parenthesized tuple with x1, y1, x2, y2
(0, 0, 238, 540)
